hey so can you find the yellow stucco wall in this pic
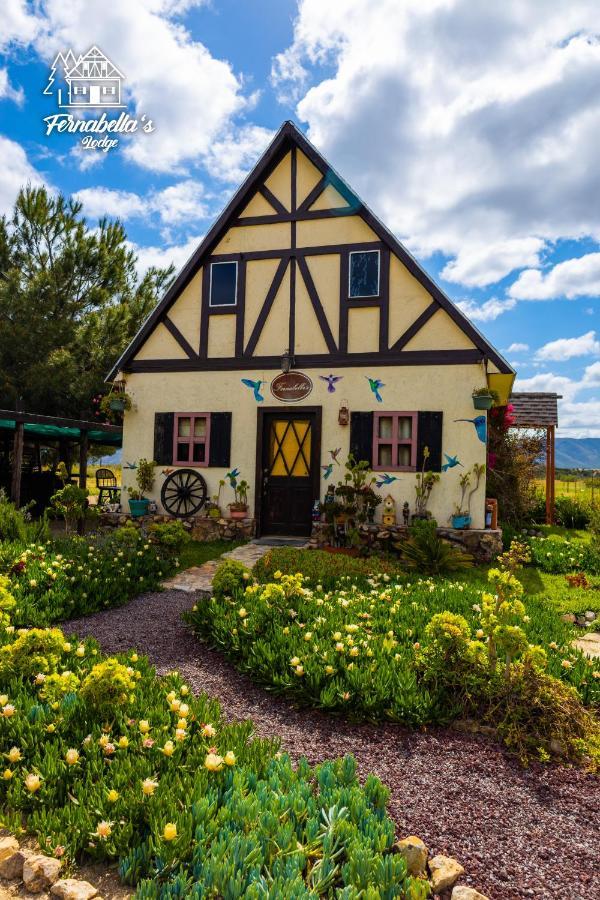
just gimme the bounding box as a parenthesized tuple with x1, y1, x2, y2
(121, 364, 489, 528)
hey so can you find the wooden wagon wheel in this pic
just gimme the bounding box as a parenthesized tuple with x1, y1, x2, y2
(161, 469, 207, 518)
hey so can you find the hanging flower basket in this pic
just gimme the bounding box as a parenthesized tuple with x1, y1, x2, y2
(109, 397, 127, 412)
(472, 388, 498, 410)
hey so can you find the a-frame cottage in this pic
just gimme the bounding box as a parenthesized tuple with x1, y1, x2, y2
(109, 121, 515, 537)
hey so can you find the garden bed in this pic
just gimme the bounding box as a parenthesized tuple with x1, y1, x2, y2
(0, 623, 425, 898)
(66, 587, 600, 900)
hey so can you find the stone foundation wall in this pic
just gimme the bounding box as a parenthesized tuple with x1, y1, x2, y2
(99, 511, 256, 542)
(309, 522, 502, 563)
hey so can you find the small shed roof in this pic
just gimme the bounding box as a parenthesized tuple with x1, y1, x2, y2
(509, 393, 560, 428)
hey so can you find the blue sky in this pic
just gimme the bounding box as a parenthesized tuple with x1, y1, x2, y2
(0, 0, 599, 437)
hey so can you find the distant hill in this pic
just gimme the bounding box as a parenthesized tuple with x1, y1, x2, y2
(555, 438, 600, 469)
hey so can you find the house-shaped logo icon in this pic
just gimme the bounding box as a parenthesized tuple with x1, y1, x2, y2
(44, 46, 125, 109)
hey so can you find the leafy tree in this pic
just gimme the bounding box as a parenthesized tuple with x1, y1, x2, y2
(0, 186, 174, 418)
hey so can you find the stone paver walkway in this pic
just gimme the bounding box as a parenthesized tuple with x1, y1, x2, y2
(572, 631, 600, 659)
(160, 542, 270, 593)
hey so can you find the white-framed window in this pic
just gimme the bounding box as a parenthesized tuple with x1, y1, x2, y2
(73, 85, 87, 95)
(349, 249, 380, 298)
(210, 261, 238, 308)
(103, 85, 116, 95)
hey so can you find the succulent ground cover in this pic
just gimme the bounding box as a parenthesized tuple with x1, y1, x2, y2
(528, 534, 600, 574)
(0, 621, 426, 898)
(189, 550, 600, 761)
(0, 526, 179, 627)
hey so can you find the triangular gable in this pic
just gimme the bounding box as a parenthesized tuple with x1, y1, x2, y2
(108, 121, 513, 379)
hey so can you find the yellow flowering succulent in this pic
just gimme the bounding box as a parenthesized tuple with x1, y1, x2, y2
(163, 823, 177, 841)
(204, 752, 223, 772)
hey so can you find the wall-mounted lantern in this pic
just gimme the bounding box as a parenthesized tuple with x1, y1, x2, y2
(338, 399, 350, 426)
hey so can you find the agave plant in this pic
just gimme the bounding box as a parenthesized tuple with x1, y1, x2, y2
(394, 519, 473, 574)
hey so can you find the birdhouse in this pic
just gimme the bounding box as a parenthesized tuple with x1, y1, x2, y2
(382, 494, 396, 526)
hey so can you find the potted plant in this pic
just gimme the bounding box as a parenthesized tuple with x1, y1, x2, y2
(226, 469, 249, 518)
(207, 479, 225, 518)
(413, 446, 440, 522)
(127, 458, 156, 517)
(472, 387, 498, 410)
(451, 463, 485, 529)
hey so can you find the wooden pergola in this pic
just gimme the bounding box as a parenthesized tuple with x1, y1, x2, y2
(509, 392, 560, 524)
(0, 409, 122, 508)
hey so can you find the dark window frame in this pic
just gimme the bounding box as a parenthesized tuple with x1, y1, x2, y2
(173, 413, 211, 467)
(209, 260, 238, 308)
(372, 411, 418, 471)
(348, 249, 380, 299)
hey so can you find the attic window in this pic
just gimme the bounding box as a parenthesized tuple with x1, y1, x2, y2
(349, 250, 380, 298)
(210, 261, 237, 307)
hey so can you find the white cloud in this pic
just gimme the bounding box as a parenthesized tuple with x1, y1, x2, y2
(74, 186, 146, 220)
(583, 360, 600, 386)
(130, 233, 203, 275)
(514, 371, 578, 400)
(515, 367, 600, 436)
(0, 68, 24, 105)
(455, 296, 516, 322)
(509, 253, 600, 300)
(274, 1, 600, 291)
(0, 135, 45, 215)
(535, 330, 600, 361)
(558, 399, 600, 438)
(506, 342, 529, 353)
(442, 238, 544, 288)
(0, 0, 40, 50)
(12, 0, 257, 174)
(203, 124, 274, 183)
(75, 179, 209, 226)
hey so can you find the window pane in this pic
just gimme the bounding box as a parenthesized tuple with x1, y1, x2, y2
(349, 251, 379, 297)
(378, 416, 393, 439)
(176, 442, 189, 462)
(210, 262, 237, 306)
(398, 416, 412, 439)
(178, 417, 191, 437)
(398, 445, 411, 467)
(193, 417, 207, 437)
(378, 444, 392, 467)
(192, 443, 206, 463)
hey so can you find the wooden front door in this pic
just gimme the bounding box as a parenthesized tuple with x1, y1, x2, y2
(258, 409, 320, 536)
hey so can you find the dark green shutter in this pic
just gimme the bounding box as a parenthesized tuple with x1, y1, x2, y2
(416, 411, 443, 472)
(209, 412, 232, 467)
(154, 412, 174, 464)
(349, 412, 374, 466)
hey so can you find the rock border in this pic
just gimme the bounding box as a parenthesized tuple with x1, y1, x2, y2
(0, 835, 101, 899)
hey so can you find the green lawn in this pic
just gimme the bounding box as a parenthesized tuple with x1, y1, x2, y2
(178, 538, 246, 570)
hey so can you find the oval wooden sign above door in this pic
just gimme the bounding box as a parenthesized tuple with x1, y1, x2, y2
(270, 371, 313, 402)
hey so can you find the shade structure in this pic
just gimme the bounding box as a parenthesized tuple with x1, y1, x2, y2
(509, 393, 560, 525)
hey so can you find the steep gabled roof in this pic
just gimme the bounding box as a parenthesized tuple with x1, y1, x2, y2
(67, 46, 124, 80)
(108, 120, 514, 379)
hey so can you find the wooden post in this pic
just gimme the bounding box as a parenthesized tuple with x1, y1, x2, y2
(545, 425, 555, 524)
(77, 429, 89, 535)
(10, 418, 24, 507)
(79, 430, 88, 489)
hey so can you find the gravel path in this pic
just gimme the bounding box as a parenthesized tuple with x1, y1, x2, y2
(67, 589, 600, 900)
